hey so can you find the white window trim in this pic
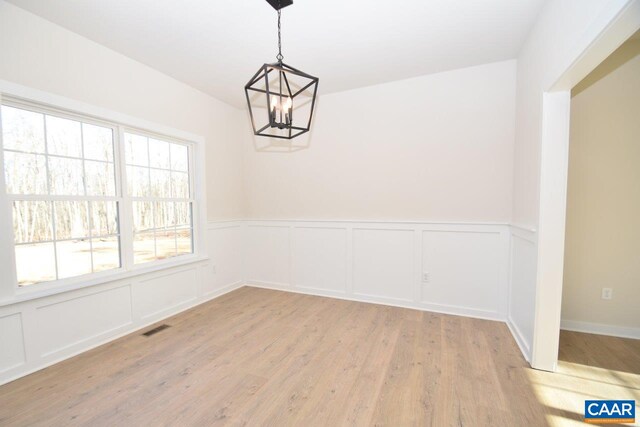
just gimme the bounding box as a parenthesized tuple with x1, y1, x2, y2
(0, 80, 209, 304)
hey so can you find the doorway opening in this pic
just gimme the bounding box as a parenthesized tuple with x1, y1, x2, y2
(557, 28, 640, 404)
(530, 3, 640, 373)
(561, 30, 640, 349)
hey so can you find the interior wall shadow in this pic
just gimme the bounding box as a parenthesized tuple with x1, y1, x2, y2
(572, 31, 640, 96)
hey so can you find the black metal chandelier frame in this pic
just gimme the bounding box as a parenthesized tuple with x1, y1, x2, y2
(244, 0, 319, 140)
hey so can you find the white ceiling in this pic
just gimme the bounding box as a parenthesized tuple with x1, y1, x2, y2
(6, 0, 545, 108)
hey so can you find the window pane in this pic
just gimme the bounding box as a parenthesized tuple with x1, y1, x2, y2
(54, 201, 90, 240)
(125, 133, 148, 166)
(149, 138, 170, 169)
(175, 202, 191, 227)
(46, 116, 82, 158)
(83, 123, 114, 162)
(127, 166, 149, 197)
(134, 232, 155, 264)
(56, 239, 92, 279)
(155, 229, 176, 260)
(171, 172, 189, 198)
(85, 160, 115, 196)
(91, 201, 119, 236)
(154, 201, 174, 230)
(92, 236, 120, 272)
(15, 242, 56, 285)
(1, 106, 45, 153)
(4, 151, 47, 194)
(176, 227, 193, 255)
(48, 156, 83, 195)
(170, 143, 188, 171)
(132, 201, 154, 232)
(13, 201, 52, 243)
(150, 169, 171, 198)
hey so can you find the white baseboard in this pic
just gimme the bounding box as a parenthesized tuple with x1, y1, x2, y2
(246, 281, 504, 322)
(202, 280, 244, 298)
(506, 317, 531, 362)
(561, 319, 640, 340)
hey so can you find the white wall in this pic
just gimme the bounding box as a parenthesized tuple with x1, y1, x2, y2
(508, 0, 635, 366)
(243, 60, 516, 223)
(562, 36, 640, 338)
(0, 0, 245, 221)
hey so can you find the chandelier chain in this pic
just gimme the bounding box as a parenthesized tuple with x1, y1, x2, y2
(276, 7, 283, 62)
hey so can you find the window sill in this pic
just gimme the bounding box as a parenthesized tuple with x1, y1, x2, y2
(0, 255, 210, 307)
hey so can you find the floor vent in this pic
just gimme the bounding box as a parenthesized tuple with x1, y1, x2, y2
(142, 324, 171, 337)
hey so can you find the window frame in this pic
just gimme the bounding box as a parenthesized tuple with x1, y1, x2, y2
(0, 91, 204, 298)
(120, 127, 197, 266)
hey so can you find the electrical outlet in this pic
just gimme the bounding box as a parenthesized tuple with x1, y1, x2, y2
(422, 272, 430, 283)
(601, 288, 613, 300)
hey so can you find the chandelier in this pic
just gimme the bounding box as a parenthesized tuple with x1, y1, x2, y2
(244, 0, 319, 139)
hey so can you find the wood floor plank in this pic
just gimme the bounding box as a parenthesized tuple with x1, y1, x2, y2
(0, 287, 637, 427)
(232, 300, 382, 426)
(288, 305, 408, 427)
(332, 306, 407, 426)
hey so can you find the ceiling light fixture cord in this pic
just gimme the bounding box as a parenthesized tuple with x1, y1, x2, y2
(276, 7, 283, 63)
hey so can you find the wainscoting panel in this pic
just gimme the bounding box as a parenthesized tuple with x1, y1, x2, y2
(245, 225, 291, 286)
(352, 228, 415, 302)
(422, 230, 504, 316)
(292, 227, 348, 293)
(36, 284, 133, 358)
(0, 313, 26, 374)
(205, 224, 244, 295)
(508, 226, 538, 362)
(135, 268, 199, 320)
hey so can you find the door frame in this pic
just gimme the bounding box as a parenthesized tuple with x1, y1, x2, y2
(530, 1, 640, 371)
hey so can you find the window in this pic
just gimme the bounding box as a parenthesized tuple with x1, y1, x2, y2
(1, 100, 196, 287)
(124, 132, 193, 264)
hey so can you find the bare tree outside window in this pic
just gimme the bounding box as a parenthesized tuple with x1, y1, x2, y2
(2, 104, 120, 285)
(125, 132, 193, 264)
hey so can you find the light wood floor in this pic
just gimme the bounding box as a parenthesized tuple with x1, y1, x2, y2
(529, 330, 640, 427)
(0, 287, 638, 426)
